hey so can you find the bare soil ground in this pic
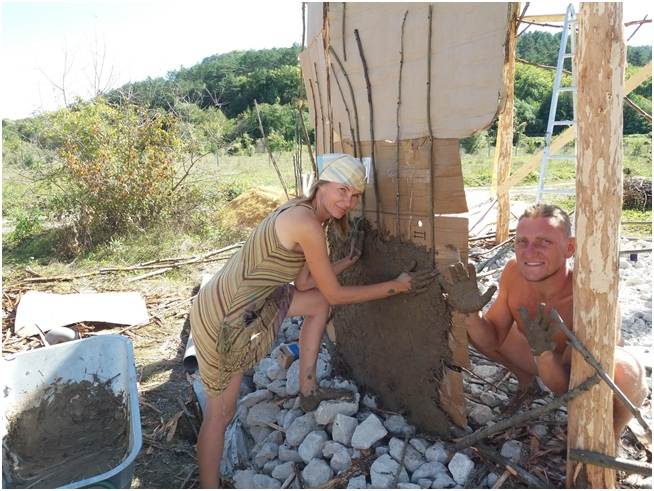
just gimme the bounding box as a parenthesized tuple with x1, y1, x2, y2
(2, 274, 208, 488)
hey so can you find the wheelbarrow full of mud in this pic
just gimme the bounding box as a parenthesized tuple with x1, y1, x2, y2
(2, 335, 142, 489)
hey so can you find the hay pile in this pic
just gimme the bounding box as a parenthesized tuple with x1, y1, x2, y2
(222, 186, 290, 228)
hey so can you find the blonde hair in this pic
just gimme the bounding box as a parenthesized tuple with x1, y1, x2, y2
(518, 204, 572, 238)
(290, 180, 350, 238)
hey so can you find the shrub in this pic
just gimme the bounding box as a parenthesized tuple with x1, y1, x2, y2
(43, 99, 184, 253)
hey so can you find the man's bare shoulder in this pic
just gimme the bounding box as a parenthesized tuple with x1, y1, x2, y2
(499, 257, 523, 284)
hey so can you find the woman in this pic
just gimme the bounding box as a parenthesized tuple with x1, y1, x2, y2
(190, 153, 436, 488)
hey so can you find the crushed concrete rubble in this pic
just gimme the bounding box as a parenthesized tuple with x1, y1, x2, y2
(204, 237, 652, 489)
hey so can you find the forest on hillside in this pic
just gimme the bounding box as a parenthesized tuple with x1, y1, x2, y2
(3, 31, 652, 159)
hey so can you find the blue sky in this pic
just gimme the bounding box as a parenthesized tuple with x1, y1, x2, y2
(1, 1, 651, 121)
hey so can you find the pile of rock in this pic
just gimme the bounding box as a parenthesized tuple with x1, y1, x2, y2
(229, 318, 486, 489)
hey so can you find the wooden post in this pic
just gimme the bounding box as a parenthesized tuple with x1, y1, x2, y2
(492, 3, 519, 244)
(567, 3, 624, 488)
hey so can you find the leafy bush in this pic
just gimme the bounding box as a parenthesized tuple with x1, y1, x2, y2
(6, 208, 43, 244)
(460, 132, 487, 155)
(43, 99, 184, 254)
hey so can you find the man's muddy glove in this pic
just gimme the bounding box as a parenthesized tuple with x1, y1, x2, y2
(437, 262, 497, 314)
(518, 303, 558, 356)
(402, 259, 438, 294)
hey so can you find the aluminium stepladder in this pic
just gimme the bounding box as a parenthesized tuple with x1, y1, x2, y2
(535, 3, 578, 204)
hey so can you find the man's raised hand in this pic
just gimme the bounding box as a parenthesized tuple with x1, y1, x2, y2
(437, 262, 497, 314)
(518, 303, 558, 356)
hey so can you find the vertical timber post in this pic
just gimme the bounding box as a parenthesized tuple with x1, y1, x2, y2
(567, 3, 624, 488)
(493, 3, 519, 245)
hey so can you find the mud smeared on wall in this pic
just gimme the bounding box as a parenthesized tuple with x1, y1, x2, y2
(329, 224, 453, 436)
(3, 377, 129, 488)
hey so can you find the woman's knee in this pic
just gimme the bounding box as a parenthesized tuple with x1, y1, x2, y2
(289, 288, 330, 319)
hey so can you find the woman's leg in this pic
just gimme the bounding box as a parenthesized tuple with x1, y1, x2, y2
(286, 288, 331, 395)
(196, 372, 243, 489)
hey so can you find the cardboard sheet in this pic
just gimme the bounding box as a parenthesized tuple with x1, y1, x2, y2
(302, 2, 509, 142)
(14, 291, 149, 337)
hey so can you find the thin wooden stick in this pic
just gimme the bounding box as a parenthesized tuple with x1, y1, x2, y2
(180, 465, 198, 489)
(329, 46, 363, 161)
(390, 433, 411, 488)
(330, 63, 357, 156)
(308, 77, 320, 152)
(313, 62, 329, 153)
(354, 28, 380, 232)
(7, 244, 242, 286)
(255, 100, 289, 199)
(453, 374, 600, 451)
(341, 2, 347, 62)
(550, 309, 652, 438)
(297, 101, 316, 174)
(492, 470, 511, 489)
(395, 10, 409, 239)
(127, 267, 173, 283)
(568, 448, 652, 476)
(426, 5, 435, 263)
(451, 426, 549, 489)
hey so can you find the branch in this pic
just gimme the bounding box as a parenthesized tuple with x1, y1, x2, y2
(6, 243, 243, 286)
(254, 100, 289, 199)
(297, 100, 316, 175)
(329, 46, 363, 164)
(453, 374, 600, 451)
(568, 448, 652, 476)
(426, 5, 435, 260)
(354, 28, 380, 231)
(330, 63, 357, 156)
(451, 426, 550, 488)
(550, 309, 652, 439)
(395, 10, 409, 239)
(624, 96, 652, 123)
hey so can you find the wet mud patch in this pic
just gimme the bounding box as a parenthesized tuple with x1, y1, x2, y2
(329, 225, 453, 436)
(3, 377, 129, 488)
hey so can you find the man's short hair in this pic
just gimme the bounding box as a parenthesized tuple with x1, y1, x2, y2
(518, 204, 572, 238)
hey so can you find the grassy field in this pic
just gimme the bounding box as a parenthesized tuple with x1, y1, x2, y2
(2, 137, 652, 272)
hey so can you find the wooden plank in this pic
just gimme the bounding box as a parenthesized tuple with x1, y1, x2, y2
(440, 368, 467, 429)
(493, 4, 519, 244)
(624, 60, 652, 95)
(521, 14, 566, 23)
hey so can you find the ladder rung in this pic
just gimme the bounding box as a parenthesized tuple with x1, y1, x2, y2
(553, 120, 576, 125)
(557, 86, 577, 92)
(540, 189, 576, 195)
(544, 154, 576, 160)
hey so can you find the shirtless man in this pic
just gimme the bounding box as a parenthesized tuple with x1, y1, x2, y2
(438, 203, 647, 441)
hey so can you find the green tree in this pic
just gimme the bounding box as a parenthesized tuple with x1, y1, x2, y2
(627, 45, 652, 67)
(516, 31, 562, 66)
(514, 63, 555, 136)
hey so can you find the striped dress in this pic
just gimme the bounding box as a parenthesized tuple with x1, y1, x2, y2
(190, 203, 307, 396)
